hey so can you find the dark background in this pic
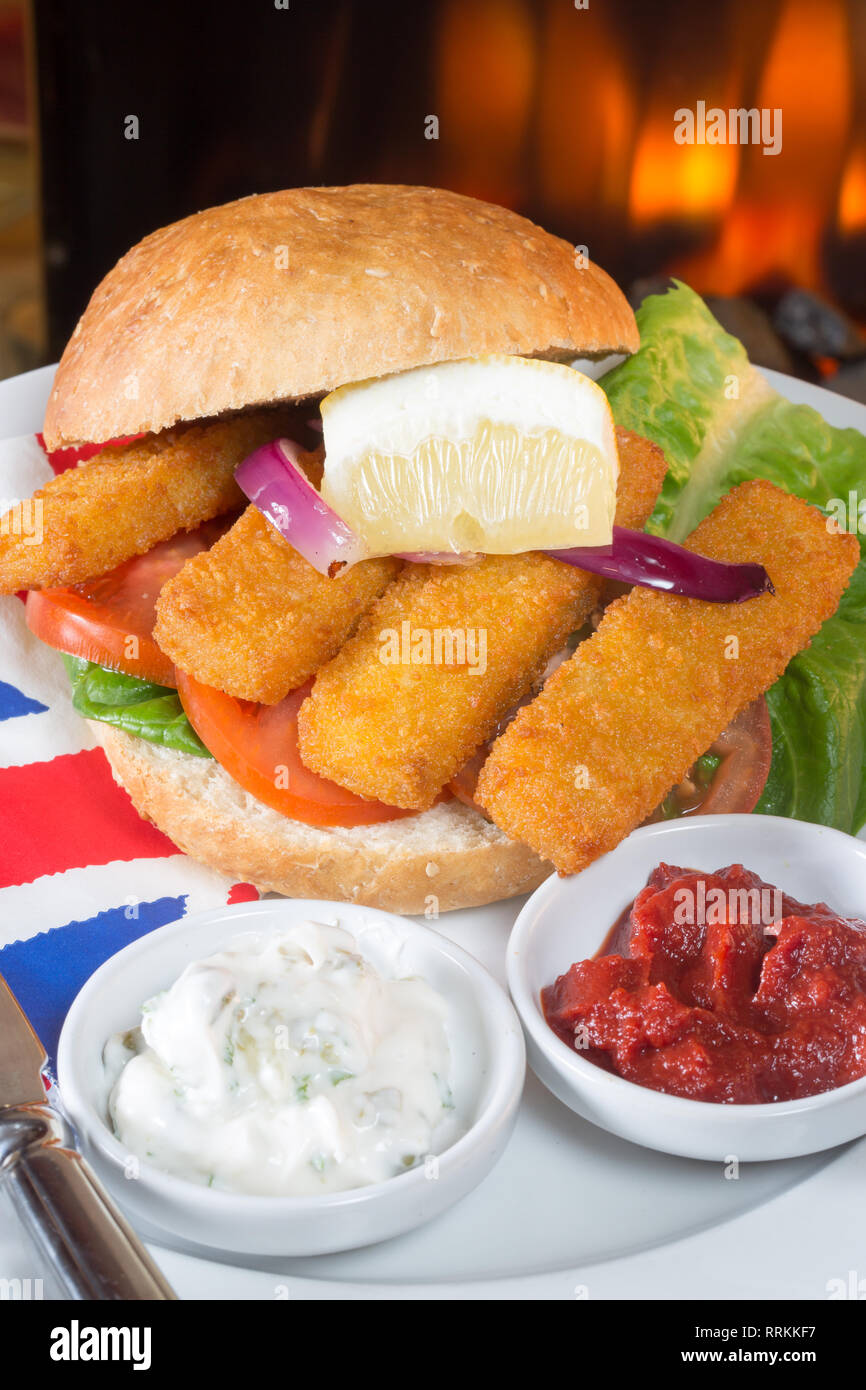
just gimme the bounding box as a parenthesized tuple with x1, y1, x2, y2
(35, 0, 447, 353)
(25, 0, 866, 389)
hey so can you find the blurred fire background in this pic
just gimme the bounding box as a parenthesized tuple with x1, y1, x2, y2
(1, 0, 864, 393)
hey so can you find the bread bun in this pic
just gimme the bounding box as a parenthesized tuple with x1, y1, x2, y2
(45, 184, 638, 449)
(90, 722, 551, 915)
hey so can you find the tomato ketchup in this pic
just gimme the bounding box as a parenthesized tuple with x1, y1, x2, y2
(542, 863, 866, 1104)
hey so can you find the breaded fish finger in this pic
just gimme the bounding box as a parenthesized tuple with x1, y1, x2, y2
(154, 505, 400, 704)
(0, 411, 293, 593)
(609, 427, 669, 534)
(476, 479, 860, 875)
(296, 429, 667, 810)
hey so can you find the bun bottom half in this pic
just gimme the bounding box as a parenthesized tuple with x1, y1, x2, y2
(90, 722, 551, 914)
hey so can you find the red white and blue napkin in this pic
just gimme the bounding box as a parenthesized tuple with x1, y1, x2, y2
(0, 433, 258, 1072)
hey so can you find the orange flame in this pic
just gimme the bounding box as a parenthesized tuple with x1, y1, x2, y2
(672, 0, 852, 293)
(435, 0, 536, 205)
(839, 145, 866, 236)
(535, 2, 635, 218)
(755, 0, 851, 182)
(628, 121, 740, 227)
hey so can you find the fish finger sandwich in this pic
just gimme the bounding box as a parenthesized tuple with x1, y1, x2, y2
(6, 186, 858, 912)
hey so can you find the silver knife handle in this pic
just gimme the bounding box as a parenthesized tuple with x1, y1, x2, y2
(0, 1103, 176, 1300)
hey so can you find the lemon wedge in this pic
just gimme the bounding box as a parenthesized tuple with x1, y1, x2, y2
(319, 355, 619, 556)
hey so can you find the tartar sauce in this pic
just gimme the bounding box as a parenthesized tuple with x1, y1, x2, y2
(105, 922, 460, 1196)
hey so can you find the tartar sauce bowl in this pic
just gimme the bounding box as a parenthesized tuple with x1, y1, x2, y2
(508, 814, 866, 1163)
(58, 899, 525, 1257)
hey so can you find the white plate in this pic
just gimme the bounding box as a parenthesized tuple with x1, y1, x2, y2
(2, 363, 865, 1300)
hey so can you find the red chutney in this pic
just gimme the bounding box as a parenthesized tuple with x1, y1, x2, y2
(542, 863, 866, 1104)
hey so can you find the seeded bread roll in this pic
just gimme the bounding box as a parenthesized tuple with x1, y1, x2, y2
(44, 184, 638, 449)
(90, 722, 551, 915)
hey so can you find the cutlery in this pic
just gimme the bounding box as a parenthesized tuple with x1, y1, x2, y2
(0, 972, 175, 1299)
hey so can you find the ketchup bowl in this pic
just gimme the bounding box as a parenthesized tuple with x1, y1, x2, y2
(508, 814, 866, 1162)
(58, 898, 525, 1257)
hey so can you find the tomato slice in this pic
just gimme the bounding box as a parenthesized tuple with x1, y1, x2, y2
(689, 697, 773, 816)
(36, 432, 145, 476)
(25, 517, 234, 687)
(176, 671, 415, 828)
(451, 696, 773, 820)
(450, 746, 488, 812)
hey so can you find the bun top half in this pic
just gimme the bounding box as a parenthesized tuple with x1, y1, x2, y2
(44, 184, 639, 449)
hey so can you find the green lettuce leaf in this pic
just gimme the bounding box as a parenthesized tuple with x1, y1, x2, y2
(602, 282, 866, 833)
(63, 655, 212, 758)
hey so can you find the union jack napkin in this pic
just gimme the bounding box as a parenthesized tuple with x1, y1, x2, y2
(0, 433, 258, 1073)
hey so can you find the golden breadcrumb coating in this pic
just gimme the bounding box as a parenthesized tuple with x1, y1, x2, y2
(296, 428, 667, 809)
(155, 505, 400, 704)
(476, 479, 860, 874)
(608, 428, 669, 535)
(0, 411, 297, 593)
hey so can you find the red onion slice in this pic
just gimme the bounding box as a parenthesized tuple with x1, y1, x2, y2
(546, 526, 774, 602)
(236, 442, 773, 601)
(396, 551, 482, 566)
(235, 438, 367, 577)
